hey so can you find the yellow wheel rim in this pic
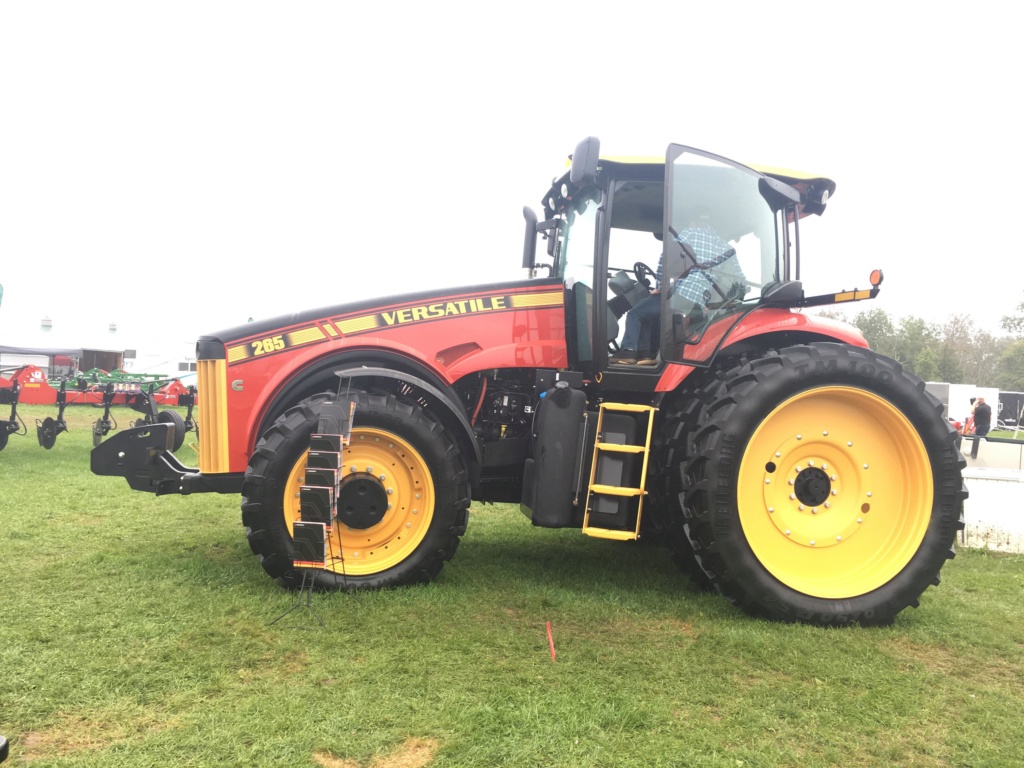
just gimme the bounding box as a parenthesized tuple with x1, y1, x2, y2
(737, 387, 933, 599)
(284, 427, 435, 576)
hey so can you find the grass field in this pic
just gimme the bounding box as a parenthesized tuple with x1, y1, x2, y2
(2, 404, 1023, 767)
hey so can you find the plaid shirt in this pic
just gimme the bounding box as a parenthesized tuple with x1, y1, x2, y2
(672, 226, 737, 307)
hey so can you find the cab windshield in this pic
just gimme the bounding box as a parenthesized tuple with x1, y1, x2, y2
(554, 188, 601, 287)
(553, 188, 602, 364)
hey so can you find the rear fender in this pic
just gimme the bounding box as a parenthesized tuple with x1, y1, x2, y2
(656, 311, 869, 392)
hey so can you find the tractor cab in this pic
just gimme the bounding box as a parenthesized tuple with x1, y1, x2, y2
(524, 137, 838, 371)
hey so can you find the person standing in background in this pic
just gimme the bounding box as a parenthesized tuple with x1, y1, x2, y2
(970, 396, 992, 459)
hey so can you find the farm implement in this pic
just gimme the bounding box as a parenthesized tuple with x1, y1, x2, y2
(90, 379, 196, 450)
(0, 365, 196, 451)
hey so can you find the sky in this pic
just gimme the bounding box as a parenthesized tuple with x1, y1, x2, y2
(2, 2, 1022, 361)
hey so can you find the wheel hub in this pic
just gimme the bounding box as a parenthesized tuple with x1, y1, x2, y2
(759, 430, 870, 549)
(793, 466, 831, 506)
(335, 473, 389, 529)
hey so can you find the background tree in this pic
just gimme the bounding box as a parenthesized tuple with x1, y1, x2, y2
(915, 346, 940, 382)
(1001, 297, 1024, 337)
(995, 340, 1024, 392)
(936, 314, 977, 384)
(892, 316, 939, 377)
(852, 308, 896, 358)
(812, 302, 1021, 387)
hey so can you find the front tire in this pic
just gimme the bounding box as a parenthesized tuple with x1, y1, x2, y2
(678, 343, 966, 626)
(242, 391, 470, 590)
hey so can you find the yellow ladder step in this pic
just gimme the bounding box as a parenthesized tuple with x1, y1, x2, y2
(590, 484, 645, 497)
(595, 443, 646, 454)
(599, 403, 658, 414)
(582, 528, 639, 541)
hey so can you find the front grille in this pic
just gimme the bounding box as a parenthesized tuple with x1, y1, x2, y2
(197, 359, 230, 473)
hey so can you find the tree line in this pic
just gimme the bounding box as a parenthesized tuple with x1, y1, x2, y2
(818, 297, 1024, 392)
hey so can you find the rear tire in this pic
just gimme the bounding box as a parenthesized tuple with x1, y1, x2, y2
(678, 343, 966, 626)
(241, 391, 470, 590)
(650, 374, 722, 591)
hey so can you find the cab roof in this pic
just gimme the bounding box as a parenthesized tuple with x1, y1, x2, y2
(594, 154, 836, 210)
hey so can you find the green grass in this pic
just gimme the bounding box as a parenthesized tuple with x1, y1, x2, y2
(988, 429, 1022, 440)
(2, 404, 1023, 767)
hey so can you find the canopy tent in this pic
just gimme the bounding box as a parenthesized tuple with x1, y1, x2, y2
(0, 344, 85, 357)
(0, 345, 123, 375)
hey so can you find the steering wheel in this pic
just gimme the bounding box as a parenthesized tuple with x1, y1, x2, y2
(633, 261, 656, 290)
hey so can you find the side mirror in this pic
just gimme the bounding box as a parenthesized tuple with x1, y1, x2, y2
(569, 136, 600, 187)
(522, 206, 538, 270)
(761, 280, 804, 305)
(758, 176, 801, 211)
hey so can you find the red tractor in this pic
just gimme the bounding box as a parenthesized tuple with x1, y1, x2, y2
(93, 138, 966, 626)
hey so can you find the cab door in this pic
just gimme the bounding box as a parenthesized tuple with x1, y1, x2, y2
(659, 146, 786, 365)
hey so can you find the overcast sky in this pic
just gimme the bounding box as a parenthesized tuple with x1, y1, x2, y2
(2, 2, 1021, 356)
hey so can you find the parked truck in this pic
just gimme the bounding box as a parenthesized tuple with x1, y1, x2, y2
(92, 138, 967, 626)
